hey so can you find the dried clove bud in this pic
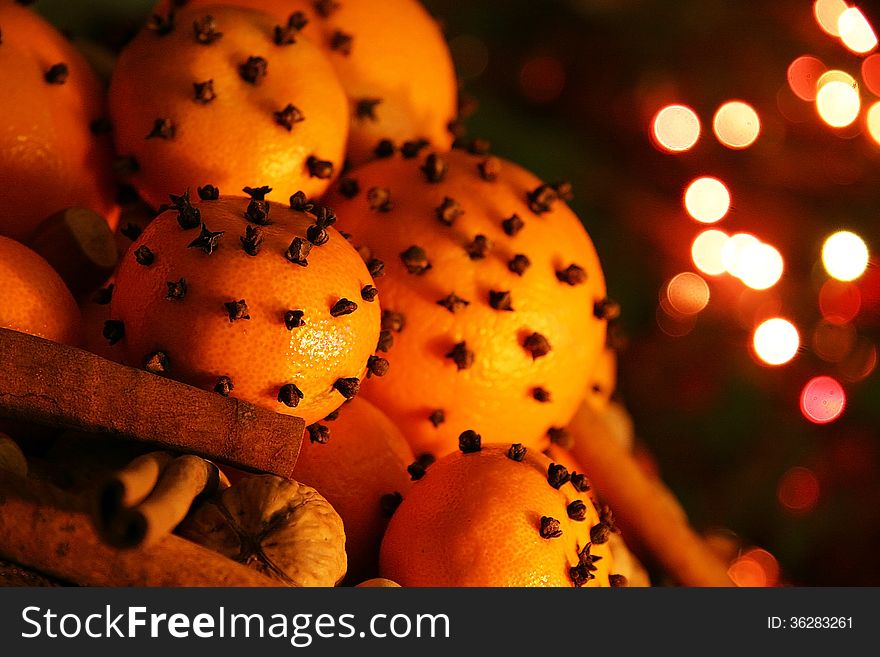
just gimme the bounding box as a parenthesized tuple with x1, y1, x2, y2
(285, 237, 311, 266)
(329, 30, 353, 55)
(289, 191, 313, 213)
(274, 103, 305, 131)
(401, 139, 429, 159)
(240, 225, 264, 256)
(400, 245, 431, 275)
(165, 277, 187, 301)
(532, 387, 551, 403)
(277, 383, 304, 407)
(102, 320, 125, 345)
(306, 156, 334, 179)
(569, 472, 591, 493)
(367, 187, 393, 212)
(224, 299, 250, 322)
(214, 376, 234, 396)
(420, 153, 447, 183)
(556, 264, 587, 286)
(527, 184, 558, 214)
(242, 185, 272, 200)
(147, 12, 175, 36)
(307, 423, 331, 444)
(381, 310, 405, 333)
(458, 430, 482, 453)
(134, 245, 154, 266)
(407, 461, 426, 481)
(445, 342, 474, 370)
(609, 574, 629, 588)
(187, 223, 224, 254)
(146, 118, 175, 140)
(508, 254, 531, 276)
(273, 11, 308, 44)
(330, 298, 358, 317)
(333, 377, 360, 399)
(355, 97, 381, 121)
(523, 332, 551, 359)
(313, 0, 340, 17)
(502, 214, 525, 237)
(507, 443, 526, 461)
(367, 258, 385, 278)
(477, 156, 500, 181)
(367, 355, 389, 378)
(306, 224, 329, 246)
(284, 309, 306, 329)
(376, 329, 394, 352)
(547, 463, 570, 489)
(324, 409, 340, 422)
(428, 409, 445, 427)
(373, 139, 395, 158)
(464, 235, 492, 260)
(488, 290, 513, 311)
(548, 427, 571, 448)
(193, 15, 222, 44)
(44, 63, 68, 85)
(144, 351, 169, 374)
(435, 197, 464, 226)
(436, 292, 470, 313)
(193, 79, 216, 104)
(167, 189, 201, 229)
(238, 56, 267, 84)
(590, 521, 612, 545)
(539, 516, 563, 539)
(380, 492, 403, 518)
(338, 178, 360, 199)
(567, 500, 588, 522)
(361, 285, 379, 302)
(594, 297, 621, 321)
(245, 199, 271, 225)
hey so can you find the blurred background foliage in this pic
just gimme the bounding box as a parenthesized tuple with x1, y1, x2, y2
(34, 0, 880, 585)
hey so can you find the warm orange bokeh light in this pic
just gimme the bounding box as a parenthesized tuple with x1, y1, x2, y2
(738, 242, 784, 290)
(788, 55, 826, 101)
(721, 233, 760, 278)
(867, 101, 880, 146)
(683, 177, 730, 223)
(819, 279, 862, 323)
(816, 77, 860, 128)
(665, 272, 710, 315)
(651, 104, 701, 152)
(838, 7, 877, 54)
(861, 54, 880, 96)
(753, 318, 800, 366)
(839, 338, 878, 382)
(691, 229, 729, 276)
(713, 101, 761, 149)
(814, 0, 849, 37)
(800, 375, 846, 424)
(777, 466, 820, 513)
(519, 54, 566, 103)
(728, 548, 780, 587)
(812, 320, 857, 362)
(822, 230, 870, 281)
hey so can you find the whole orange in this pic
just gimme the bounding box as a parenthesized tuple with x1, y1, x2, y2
(292, 397, 414, 583)
(324, 148, 610, 457)
(152, 0, 457, 164)
(109, 4, 349, 210)
(379, 440, 617, 586)
(109, 190, 380, 426)
(0, 2, 118, 242)
(0, 235, 81, 346)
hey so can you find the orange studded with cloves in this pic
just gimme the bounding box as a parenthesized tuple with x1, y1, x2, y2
(108, 4, 349, 210)
(325, 147, 609, 458)
(109, 189, 380, 426)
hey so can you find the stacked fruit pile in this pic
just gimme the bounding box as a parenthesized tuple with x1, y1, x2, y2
(0, 0, 726, 587)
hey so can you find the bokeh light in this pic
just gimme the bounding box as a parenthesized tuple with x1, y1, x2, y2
(812, 320, 857, 362)
(819, 279, 862, 323)
(861, 54, 880, 96)
(838, 7, 877, 54)
(800, 375, 846, 424)
(664, 272, 710, 315)
(651, 104, 701, 152)
(777, 466, 821, 513)
(713, 101, 761, 149)
(788, 55, 826, 101)
(737, 242, 784, 290)
(816, 78, 861, 128)
(814, 0, 849, 37)
(839, 337, 878, 382)
(822, 231, 869, 281)
(867, 101, 880, 146)
(518, 54, 566, 104)
(683, 177, 730, 223)
(691, 229, 729, 276)
(753, 318, 800, 366)
(728, 548, 780, 587)
(721, 233, 760, 278)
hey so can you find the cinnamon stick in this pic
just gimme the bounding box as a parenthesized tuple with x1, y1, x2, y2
(0, 470, 281, 587)
(0, 328, 304, 478)
(98, 454, 220, 549)
(567, 399, 733, 587)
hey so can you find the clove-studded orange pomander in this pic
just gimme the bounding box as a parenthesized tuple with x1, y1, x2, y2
(291, 396, 415, 584)
(0, 1, 118, 242)
(324, 148, 611, 458)
(152, 0, 457, 165)
(108, 189, 381, 426)
(379, 439, 619, 587)
(0, 235, 82, 347)
(108, 4, 349, 211)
